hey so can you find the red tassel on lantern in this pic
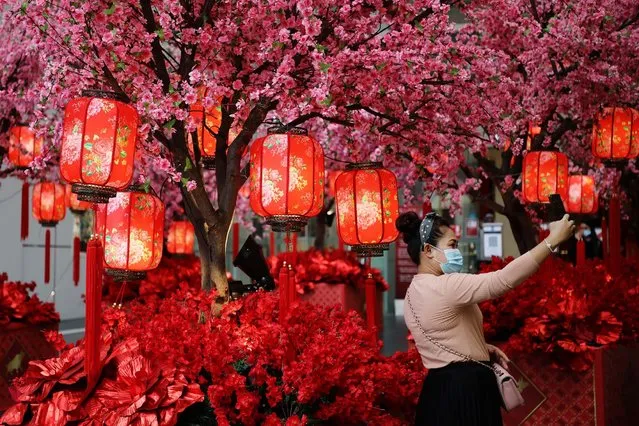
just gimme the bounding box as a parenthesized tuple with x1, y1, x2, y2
(601, 217, 608, 261)
(21, 182, 29, 240)
(288, 264, 296, 305)
(609, 195, 621, 274)
(576, 239, 586, 266)
(279, 262, 289, 325)
(85, 236, 103, 389)
(365, 272, 377, 346)
(44, 229, 51, 284)
(73, 237, 80, 286)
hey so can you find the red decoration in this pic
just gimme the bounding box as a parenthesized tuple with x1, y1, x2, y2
(279, 262, 289, 325)
(365, 272, 377, 346)
(591, 107, 639, 160)
(94, 190, 164, 281)
(250, 128, 324, 232)
(187, 92, 222, 169)
(65, 184, 92, 214)
(288, 263, 297, 305)
(334, 162, 399, 257)
(60, 91, 138, 203)
(522, 151, 569, 203)
(7, 126, 43, 168)
(20, 182, 28, 241)
(32, 182, 66, 226)
(84, 236, 103, 389)
(166, 220, 195, 255)
(576, 239, 586, 266)
(566, 175, 598, 214)
(526, 122, 541, 151)
(326, 170, 341, 198)
(609, 194, 621, 274)
(44, 230, 51, 284)
(73, 237, 80, 286)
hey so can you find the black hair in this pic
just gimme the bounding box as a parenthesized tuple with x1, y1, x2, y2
(395, 211, 451, 265)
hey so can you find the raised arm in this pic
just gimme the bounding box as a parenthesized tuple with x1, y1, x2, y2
(444, 215, 575, 305)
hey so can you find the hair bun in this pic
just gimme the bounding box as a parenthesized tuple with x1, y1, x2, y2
(395, 211, 421, 243)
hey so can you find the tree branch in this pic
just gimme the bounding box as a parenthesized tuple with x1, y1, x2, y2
(286, 112, 354, 128)
(140, 0, 171, 91)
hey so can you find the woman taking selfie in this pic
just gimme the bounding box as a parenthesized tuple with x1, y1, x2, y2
(397, 211, 575, 426)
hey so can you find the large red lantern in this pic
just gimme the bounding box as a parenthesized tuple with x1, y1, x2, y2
(565, 175, 598, 215)
(60, 90, 138, 203)
(32, 182, 66, 226)
(7, 126, 44, 168)
(65, 184, 92, 214)
(250, 127, 324, 232)
(94, 190, 164, 280)
(522, 151, 569, 203)
(334, 162, 400, 257)
(166, 220, 195, 255)
(591, 107, 639, 160)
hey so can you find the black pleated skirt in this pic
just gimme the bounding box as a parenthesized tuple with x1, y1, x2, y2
(415, 361, 503, 426)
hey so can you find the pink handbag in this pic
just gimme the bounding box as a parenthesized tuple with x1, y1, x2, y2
(406, 293, 525, 411)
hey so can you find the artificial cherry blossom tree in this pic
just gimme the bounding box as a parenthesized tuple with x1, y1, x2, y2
(456, 0, 639, 252)
(11, 0, 493, 304)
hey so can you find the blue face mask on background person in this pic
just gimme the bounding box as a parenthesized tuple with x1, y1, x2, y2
(431, 246, 464, 274)
(583, 229, 592, 238)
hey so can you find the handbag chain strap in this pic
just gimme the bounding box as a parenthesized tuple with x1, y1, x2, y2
(406, 291, 498, 375)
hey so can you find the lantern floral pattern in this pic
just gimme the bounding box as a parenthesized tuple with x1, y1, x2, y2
(7, 126, 43, 168)
(566, 175, 598, 215)
(335, 163, 399, 256)
(591, 107, 639, 160)
(250, 131, 324, 231)
(522, 151, 569, 203)
(94, 191, 164, 276)
(166, 220, 195, 255)
(65, 184, 92, 213)
(60, 93, 138, 201)
(32, 182, 66, 226)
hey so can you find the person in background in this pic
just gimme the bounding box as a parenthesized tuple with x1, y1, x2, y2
(396, 211, 575, 426)
(565, 222, 603, 263)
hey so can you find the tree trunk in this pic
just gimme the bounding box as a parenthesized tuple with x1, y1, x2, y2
(502, 191, 538, 254)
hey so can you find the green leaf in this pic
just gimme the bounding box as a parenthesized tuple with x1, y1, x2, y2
(271, 41, 285, 49)
(319, 62, 330, 73)
(168, 84, 176, 95)
(164, 118, 176, 130)
(319, 94, 332, 107)
(184, 157, 193, 171)
(449, 67, 460, 76)
(315, 44, 326, 53)
(415, 21, 424, 32)
(155, 28, 164, 41)
(375, 62, 387, 71)
(180, 177, 189, 187)
(63, 35, 71, 45)
(141, 180, 151, 193)
(20, 2, 28, 15)
(104, 3, 116, 15)
(116, 62, 125, 71)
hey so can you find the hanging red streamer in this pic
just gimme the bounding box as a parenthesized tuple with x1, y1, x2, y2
(44, 229, 51, 284)
(279, 262, 289, 325)
(609, 195, 621, 274)
(288, 264, 296, 305)
(85, 236, 104, 389)
(73, 236, 81, 286)
(21, 182, 29, 241)
(365, 272, 377, 346)
(576, 239, 586, 266)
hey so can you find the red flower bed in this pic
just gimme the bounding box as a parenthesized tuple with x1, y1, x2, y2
(480, 257, 639, 371)
(4, 286, 424, 425)
(0, 273, 59, 326)
(267, 248, 389, 295)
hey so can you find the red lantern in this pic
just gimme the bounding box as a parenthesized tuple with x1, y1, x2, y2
(94, 190, 164, 281)
(7, 125, 44, 168)
(526, 123, 541, 151)
(250, 127, 324, 232)
(566, 175, 598, 215)
(334, 162, 400, 257)
(60, 90, 138, 203)
(188, 94, 222, 169)
(522, 151, 569, 203)
(591, 107, 639, 160)
(166, 220, 195, 255)
(32, 182, 66, 226)
(65, 184, 92, 214)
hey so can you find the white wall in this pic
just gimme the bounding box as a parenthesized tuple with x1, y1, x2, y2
(0, 177, 86, 320)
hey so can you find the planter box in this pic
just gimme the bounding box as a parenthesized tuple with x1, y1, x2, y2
(503, 343, 639, 425)
(300, 283, 385, 331)
(0, 323, 58, 411)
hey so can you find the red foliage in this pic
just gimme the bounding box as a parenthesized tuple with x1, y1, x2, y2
(267, 248, 390, 295)
(480, 257, 639, 371)
(0, 273, 59, 326)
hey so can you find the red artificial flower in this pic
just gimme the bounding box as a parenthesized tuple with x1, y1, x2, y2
(0, 273, 59, 326)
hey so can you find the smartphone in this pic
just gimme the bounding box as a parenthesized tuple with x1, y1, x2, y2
(548, 194, 567, 222)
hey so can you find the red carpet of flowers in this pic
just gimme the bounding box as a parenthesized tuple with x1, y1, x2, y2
(0, 273, 59, 326)
(480, 257, 639, 371)
(267, 248, 390, 294)
(3, 286, 424, 425)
